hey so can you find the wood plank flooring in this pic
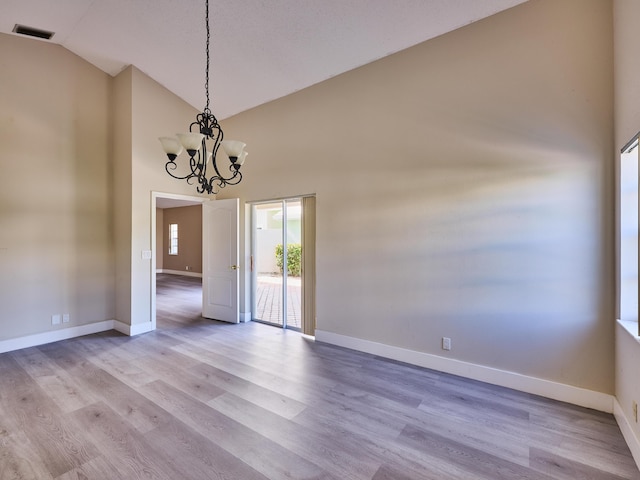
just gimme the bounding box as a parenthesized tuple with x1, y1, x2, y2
(0, 274, 637, 479)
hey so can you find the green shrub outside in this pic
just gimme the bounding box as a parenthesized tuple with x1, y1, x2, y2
(275, 243, 302, 276)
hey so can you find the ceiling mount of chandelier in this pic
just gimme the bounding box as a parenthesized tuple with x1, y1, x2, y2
(159, 0, 247, 195)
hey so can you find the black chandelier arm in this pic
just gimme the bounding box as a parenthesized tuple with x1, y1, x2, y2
(208, 140, 226, 180)
(195, 118, 241, 186)
(187, 175, 201, 187)
(207, 170, 243, 192)
(165, 151, 210, 187)
(196, 179, 208, 194)
(164, 137, 242, 189)
(165, 160, 197, 181)
(191, 149, 205, 177)
(222, 168, 243, 185)
(192, 110, 221, 137)
(208, 166, 242, 188)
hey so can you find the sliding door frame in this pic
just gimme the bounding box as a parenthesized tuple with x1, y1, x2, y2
(249, 194, 315, 333)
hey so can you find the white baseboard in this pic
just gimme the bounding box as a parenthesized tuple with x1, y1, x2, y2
(315, 330, 613, 413)
(158, 269, 202, 278)
(0, 320, 116, 354)
(0, 318, 158, 354)
(240, 312, 252, 323)
(615, 399, 640, 470)
(114, 320, 155, 336)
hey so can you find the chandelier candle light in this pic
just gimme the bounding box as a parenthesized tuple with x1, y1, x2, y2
(159, 0, 247, 194)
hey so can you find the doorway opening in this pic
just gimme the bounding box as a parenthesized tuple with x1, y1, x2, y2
(251, 196, 315, 334)
(152, 193, 207, 330)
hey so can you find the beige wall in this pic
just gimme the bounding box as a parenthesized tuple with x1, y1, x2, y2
(220, 0, 615, 393)
(112, 67, 133, 324)
(0, 33, 114, 339)
(162, 205, 202, 273)
(614, 0, 640, 444)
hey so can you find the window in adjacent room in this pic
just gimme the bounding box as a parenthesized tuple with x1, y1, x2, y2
(169, 223, 178, 255)
(619, 135, 638, 332)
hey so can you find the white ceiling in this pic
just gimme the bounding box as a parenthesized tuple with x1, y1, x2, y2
(1, 0, 527, 119)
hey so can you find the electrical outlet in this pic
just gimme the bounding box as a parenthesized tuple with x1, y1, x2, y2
(442, 337, 452, 351)
(633, 401, 638, 422)
(185, 266, 190, 271)
(51, 314, 61, 325)
(62, 314, 70, 323)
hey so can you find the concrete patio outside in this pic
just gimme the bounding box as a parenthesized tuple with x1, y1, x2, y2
(255, 274, 301, 329)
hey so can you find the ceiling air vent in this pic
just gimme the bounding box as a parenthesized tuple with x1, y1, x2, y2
(12, 24, 54, 40)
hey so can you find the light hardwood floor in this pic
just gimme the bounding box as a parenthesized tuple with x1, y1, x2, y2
(0, 274, 637, 479)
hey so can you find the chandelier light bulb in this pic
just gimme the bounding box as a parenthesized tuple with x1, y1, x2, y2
(176, 133, 205, 156)
(221, 140, 246, 158)
(158, 137, 184, 159)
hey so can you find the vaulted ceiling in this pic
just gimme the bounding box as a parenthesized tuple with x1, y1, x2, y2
(1, 0, 527, 119)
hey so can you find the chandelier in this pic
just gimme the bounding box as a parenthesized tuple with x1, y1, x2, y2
(159, 0, 247, 194)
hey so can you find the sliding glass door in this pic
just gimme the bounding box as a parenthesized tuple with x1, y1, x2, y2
(252, 199, 302, 330)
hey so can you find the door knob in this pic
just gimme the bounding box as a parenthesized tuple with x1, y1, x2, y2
(230, 265, 239, 270)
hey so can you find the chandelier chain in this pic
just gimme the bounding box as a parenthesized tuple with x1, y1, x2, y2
(160, 0, 246, 195)
(205, 0, 210, 111)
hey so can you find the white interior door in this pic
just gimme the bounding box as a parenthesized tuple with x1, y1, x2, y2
(202, 198, 239, 323)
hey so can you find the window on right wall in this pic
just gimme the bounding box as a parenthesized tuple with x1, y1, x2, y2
(169, 223, 178, 256)
(619, 135, 638, 333)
